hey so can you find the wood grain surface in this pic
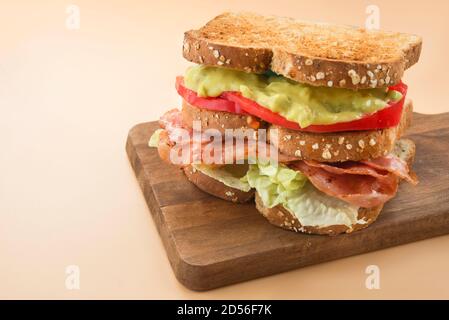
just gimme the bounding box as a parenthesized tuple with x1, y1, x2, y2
(126, 113, 449, 291)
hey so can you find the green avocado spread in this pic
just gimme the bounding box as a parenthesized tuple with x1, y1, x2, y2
(184, 65, 402, 128)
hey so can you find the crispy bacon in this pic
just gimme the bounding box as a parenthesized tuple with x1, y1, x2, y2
(362, 155, 418, 185)
(159, 108, 183, 129)
(291, 161, 398, 208)
(290, 156, 417, 208)
(303, 160, 392, 180)
(156, 109, 297, 165)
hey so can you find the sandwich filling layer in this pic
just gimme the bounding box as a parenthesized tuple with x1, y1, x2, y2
(149, 124, 417, 228)
(243, 162, 362, 228)
(191, 164, 252, 192)
(243, 156, 416, 228)
(183, 65, 403, 128)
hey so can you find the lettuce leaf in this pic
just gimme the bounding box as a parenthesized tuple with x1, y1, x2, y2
(244, 162, 361, 228)
(148, 129, 163, 147)
(193, 164, 252, 192)
(243, 162, 307, 208)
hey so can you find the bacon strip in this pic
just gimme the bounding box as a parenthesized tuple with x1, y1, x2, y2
(156, 109, 297, 165)
(290, 161, 399, 208)
(362, 155, 418, 185)
(303, 160, 392, 180)
(290, 154, 417, 208)
(159, 108, 183, 130)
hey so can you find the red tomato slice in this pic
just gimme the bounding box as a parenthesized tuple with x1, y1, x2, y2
(176, 77, 407, 133)
(224, 83, 407, 132)
(175, 77, 247, 114)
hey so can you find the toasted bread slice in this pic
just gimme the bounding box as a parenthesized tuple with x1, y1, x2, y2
(181, 100, 266, 134)
(255, 193, 383, 236)
(255, 138, 416, 235)
(183, 165, 254, 203)
(270, 99, 413, 162)
(183, 12, 422, 90)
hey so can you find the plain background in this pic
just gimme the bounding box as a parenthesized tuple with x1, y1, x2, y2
(1, 0, 449, 299)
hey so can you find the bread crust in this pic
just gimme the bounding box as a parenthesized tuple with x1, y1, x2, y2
(184, 31, 272, 74)
(255, 193, 382, 236)
(183, 165, 254, 203)
(270, 99, 413, 162)
(181, 100, 266, 134)
(183, 12, 422, 90)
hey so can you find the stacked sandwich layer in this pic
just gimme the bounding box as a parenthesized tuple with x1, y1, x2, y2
(149, 12, 422, 235)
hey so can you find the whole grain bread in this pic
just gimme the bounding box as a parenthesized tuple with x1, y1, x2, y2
(183, 12, 422, 90)
(270, 99, 413, 162)
(255, 193, 383, 235)
(255, 138, 416, 235)
(183, 165, 255, 203)
(181, 100, 266, 134)
(181, 97, 412, 162)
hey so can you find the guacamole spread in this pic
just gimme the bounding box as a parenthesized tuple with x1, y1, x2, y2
(184, 65, 402, 128)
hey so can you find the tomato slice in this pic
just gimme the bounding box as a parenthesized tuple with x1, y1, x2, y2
(175, 77, 247, 114)
(176, 77, 407, 133)
(225, 83, 407, 132)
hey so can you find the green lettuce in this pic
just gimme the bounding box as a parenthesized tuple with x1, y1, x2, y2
(148, 129, 163, 147)
(243, 162, 361, 228)
(193, 164, 251, 192)
(243, 162, 307, 208)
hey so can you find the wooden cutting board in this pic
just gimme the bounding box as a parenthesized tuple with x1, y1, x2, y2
(126, 112, 449, 291)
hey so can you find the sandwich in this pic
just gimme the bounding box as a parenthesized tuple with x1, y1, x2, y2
(149, 12, 421, 235)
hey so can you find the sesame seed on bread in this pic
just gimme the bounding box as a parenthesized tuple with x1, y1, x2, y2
(270, 99, 413, 162)
(183, 12, 422, 90)
(181, 100, 266, 134)
(181, 97, 412, 163)
(255, 192, 383, 236)
(255, 138, 416, 235)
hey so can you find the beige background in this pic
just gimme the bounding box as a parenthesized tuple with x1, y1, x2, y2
(1, 0, 449, 299)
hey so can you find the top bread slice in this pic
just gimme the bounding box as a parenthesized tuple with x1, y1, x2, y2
(183, 12, 422, 90)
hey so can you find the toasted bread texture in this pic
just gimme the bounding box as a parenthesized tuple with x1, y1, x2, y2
(270, 99, 413, 162)
(183, 165, 255, 203)
(181, 100, 266, 134)
(255, 138, 417, 235)
(183, 12, 422, 90)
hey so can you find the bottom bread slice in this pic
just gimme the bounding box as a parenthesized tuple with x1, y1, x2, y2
(183, 165, 254, 203)
(255, 193, 384, 235)
(254, 138, 416, 235)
